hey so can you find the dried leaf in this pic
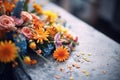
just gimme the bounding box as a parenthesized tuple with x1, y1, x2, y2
(88, 53, 92, 56)
(76, 54, 80, 57)
(102, 70, 106, 74)
(59, 67, 64, 72)
(72, 63, 80, 69)
(55, 75, 61, 79)
(78, 59, 81, 62)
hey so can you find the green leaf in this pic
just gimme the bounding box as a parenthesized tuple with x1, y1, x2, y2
(23, 2, 28, 11)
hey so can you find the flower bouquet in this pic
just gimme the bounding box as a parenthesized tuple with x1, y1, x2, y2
(0, 0, 78, 80)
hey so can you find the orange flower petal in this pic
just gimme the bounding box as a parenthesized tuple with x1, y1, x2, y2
(0, 40, 18, 63)
(53, 46, 69, 62)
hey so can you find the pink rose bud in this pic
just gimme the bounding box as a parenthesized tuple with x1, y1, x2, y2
(74, 36, 78, 42)
(21, 11, 32, 22)
(21, 27, 32, 39)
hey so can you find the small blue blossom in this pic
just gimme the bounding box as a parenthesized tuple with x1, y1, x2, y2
(43, 44, 55, 57)
(13, 34, 27, 55)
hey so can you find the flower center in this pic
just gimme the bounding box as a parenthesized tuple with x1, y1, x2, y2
(3, 49, 10, 54)
(58, 51, 65, 57)
(4, 20, 9, 24)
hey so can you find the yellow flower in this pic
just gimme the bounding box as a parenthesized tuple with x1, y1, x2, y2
(53, 46, 69, 62)
(32, 3, 43, 14)
(43, 10, 58, 22)
(55, 24, 68, 33)
(23, 56, 31, 64)
(46, 26, 57, 38)
(0, 40, 18, 63)
(29, 42, 36, 49)
(33, 28, 49, 43)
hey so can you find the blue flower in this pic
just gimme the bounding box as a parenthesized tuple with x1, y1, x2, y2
(13, 34, 27, 55)
(43, 44, 55, 57)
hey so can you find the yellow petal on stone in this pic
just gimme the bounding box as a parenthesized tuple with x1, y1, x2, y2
(67, 65, 72, 70)
(81, 52, 85, 55)
(82, 56, 87, 60)
(69, 76, 74, 80)
(82, 56, 90, 62)
(81, 70, 90, 76)
(88, 53, 92, 56)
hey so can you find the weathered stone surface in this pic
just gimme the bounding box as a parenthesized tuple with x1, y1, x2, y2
(27, 2, 120, 80)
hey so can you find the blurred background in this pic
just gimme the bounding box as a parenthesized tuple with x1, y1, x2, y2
(50, 0, 120, 43)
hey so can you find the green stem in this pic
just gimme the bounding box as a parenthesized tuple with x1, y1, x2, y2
(18, 54, 26, 69)
(37, 54, 49, 62)
(32, 49, 49, 62)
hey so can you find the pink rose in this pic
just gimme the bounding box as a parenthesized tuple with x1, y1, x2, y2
(0, 15, 16, 32)
(21, 27, 32, 39)
(31, 13, 40, 20)
(21, 11, 32, 22)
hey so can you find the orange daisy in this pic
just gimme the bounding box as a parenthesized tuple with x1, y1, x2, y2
(0, 40, 18, 63)
(3, 1, 15, 12)
(32, 3, 43, 14)
(31, 13, 44, 29)
(53, 46, 70, 62)
(33, 28, 49, 43)
(46, 26, 57, 38)
(32, 18, 44, 29)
